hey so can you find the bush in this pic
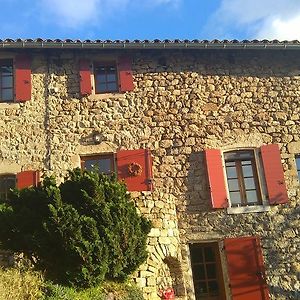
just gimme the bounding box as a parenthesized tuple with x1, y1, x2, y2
(0, 169, 151, 287)
(0, 267, 44, 300)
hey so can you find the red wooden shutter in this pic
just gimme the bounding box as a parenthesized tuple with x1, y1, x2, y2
(260, 144, 288, 205)
(204, 149, 228, 208)
(224, 236, 270, 300)
(15, 54, 31, 102)
(118, 56, 134, 92)
(79, 59, 92, 95)
(16, 171, 40, 189)
(116, 149, 153, 191)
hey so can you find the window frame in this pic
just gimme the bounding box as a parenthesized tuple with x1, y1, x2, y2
(0, 173, 16, 200)
(0, 59, 14, 103)
(93, 61, 119, 94)
(295, 155, 300, 182)
(223, 148, 270, 214)
(81, 153, 116, 175)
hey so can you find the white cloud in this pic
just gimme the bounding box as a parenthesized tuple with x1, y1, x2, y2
(205, 0, 300, 40)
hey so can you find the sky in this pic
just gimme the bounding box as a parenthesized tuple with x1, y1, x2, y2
(1, 0, 300, 40)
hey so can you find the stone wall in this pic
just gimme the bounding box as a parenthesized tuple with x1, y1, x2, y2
(0, 49, 299, 299)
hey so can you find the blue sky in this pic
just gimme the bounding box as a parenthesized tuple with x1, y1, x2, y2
(1, 0, 300, 40)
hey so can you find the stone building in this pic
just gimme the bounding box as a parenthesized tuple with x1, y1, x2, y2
(0, 39, 299, 300)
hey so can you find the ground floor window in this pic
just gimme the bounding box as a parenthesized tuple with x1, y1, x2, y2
(0, 174, 16, 200)
(189, 242, 226, 300)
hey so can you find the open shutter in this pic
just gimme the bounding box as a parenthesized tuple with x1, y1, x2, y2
(118, 56, 134, 92)
(260, 144, 288, 205)
(204, 149, 228, 208)
(116, 149, 153, 191)
(79, 59, 92, 95)
(16, 170, 40, 189)
(15, 54, 31, 102)
(224, 236, 270, 300)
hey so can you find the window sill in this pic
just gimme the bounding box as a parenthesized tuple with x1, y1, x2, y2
(0, 102, 19, 109)
(227, 205, 271, 214)
(89, 92, 125, 100)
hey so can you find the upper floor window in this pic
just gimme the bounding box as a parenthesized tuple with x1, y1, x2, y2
(0, 174, 16, 200)
(0, 59, 14, 102)
(94, 64, 118, 93)
(295, 155, 300, 181)
(224, 150, 262, 207)
(81, 154, 115, 175)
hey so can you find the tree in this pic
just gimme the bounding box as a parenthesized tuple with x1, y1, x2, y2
(0, 169, 151, 287)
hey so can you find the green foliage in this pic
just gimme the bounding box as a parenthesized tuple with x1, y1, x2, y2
(0, 169, 151, 287)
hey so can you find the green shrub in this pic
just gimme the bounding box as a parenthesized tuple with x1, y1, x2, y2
(0, 267, 44, 300)
(0, 169, 151, 287)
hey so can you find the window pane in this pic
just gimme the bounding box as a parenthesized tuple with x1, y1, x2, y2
(190, 247, 203, 263)
(208, 281, 219, 294)
(98, 158, 112, 173)
(193, 265, 205, 280)
(0, 65, 13, 75)
(196, 282, 208, 295)
(206, 264, 217, 279)
(97, 83, 107, 92)
(246, 190, 258, 203)
(84, 159, 99, 171)
(227, 179, 239, 191)
(226, 166, 237, 179)
(1, 76, 13, 88)
(1, 89, 13, 101)
(107, 73, 117, 82)
(107, 82, 117, 91)
(204, 247, 215, 262)
(298, 170, 300, 180)
(229, 191, 241, 205)
(244, 177, 255, 189)
(96, 74, 106, 83)
(296, 157, 300, 170)
(242, 164, 253, 177)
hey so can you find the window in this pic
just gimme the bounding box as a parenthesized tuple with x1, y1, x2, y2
(295, 155, 300, 181)
(79, 56, 134, 96)
(190, 243, 226, 300)
(224, 150, 262, 207)
(0, 174, 16, 200)
(81, 154, 115, 175)
(204, 144, 288, 210)
(94, 63, 118, 93)
(0, 59, 14, 102)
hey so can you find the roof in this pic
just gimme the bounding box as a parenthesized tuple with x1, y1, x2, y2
(1, 39, 300, 50)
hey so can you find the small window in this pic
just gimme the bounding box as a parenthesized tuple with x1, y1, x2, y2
(296, 155, 300, 181)
(0, 59, 14, 102)
(224, 150, 262, 207)
(81, 154, 115, 175)
(190, 243, 226, 300)
(0, 174, 16, 200)
(94, 63, 118, 93)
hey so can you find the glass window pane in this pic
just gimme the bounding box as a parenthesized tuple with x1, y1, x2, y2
(107, 82, 117, 91)
(96, 74, 106, 83)
(208, 281, 219, 294)
(0, 65, 13, 75)
(296, 157, 300, 170)
(97, 83, 107, 92)
(206, 264, 217, 279)
(196, 282, 207, 295)
(298, 170, 300, 180)
(242, 164, 253, 177)
(107, 73, 117, 82)
(244, 177, 255, 189)
(84, 159, 99, 171)
(98, 158, 112, 173)
(227, 179, 239, 191)
(190, 247, 203, 263)
(1, 76, 13, 88)
(1, 89, 13, 101)
(229, 191, 241, 205)
(226, 166, 237, 179)
(193, 265, 205, 280)
(204, 247, 215, 262)
(246, 190, 258, 203)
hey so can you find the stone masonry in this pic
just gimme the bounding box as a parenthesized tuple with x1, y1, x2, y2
(0, 45, 299, 299)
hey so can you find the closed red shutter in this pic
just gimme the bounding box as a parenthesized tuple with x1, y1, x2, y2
(204, 149, 228, 208)
(118, 56, 134, 92)
(260, 144, 288, 205)
(79, 59, 92, 95)
(224, 236, 270, 300)
(15, 54, 31, 102)
(116, 149, 153, 191)
(16, 171, 40, 189)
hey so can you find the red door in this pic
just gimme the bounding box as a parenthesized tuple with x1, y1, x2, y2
(224, 236, 270, 300)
